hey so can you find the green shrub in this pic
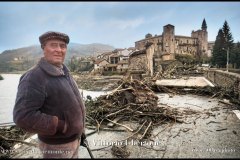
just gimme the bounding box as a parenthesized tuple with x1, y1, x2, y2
(0, 74, 3, 80)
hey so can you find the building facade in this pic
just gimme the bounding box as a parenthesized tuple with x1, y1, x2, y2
(135, 19, 211, 60)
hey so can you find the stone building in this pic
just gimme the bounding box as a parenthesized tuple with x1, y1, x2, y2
(129, 42, 155, 76)
(129, 19, 213, 77)
(93, 48, 135, 74)
(135, 19, 210, 60)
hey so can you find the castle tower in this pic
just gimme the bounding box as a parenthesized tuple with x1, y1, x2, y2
(202, 18, 207, 31)
(162, 24, 175, 60)
(191, 19, 208, 58)
(201, 18, 208, 56)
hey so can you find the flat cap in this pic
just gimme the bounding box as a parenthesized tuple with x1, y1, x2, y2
(39, 31, 70, 45)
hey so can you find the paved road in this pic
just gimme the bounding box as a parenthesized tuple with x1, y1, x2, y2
(156, 76, 215, 87)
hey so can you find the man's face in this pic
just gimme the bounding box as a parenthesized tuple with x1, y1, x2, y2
(43, 39, 67, 67)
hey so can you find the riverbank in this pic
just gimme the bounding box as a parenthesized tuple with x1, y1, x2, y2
(0, 71, 121, 91)
(72, 73, 123, 91)
(0, 71, 26, 75)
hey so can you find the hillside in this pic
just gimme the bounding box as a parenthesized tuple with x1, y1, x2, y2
(0, 43, 114, 72)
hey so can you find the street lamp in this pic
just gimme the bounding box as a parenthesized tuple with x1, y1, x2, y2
(222, 47, 229, 72)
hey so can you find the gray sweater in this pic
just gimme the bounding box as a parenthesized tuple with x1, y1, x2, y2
(13, 57, 85, 144)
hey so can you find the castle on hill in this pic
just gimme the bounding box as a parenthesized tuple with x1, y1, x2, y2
(134, 18, 212, 60)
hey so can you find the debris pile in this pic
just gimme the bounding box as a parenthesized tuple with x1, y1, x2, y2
(149, 83, 240, 106)
(0, 126, 28, 158)
(168, 65, 202, 77)
(85, 79, 186, 141)
(156, 61, 203, 79)
(73, 74, 120, 91)
(194, 86, 240, 105)
(111, 144, 130, 158)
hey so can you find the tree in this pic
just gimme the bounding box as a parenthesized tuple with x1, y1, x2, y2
(67, 56, 79, 72)
(211, 21, 234, 68)
(222, 21, 234, 67)
(211, 29, 226, 67)
(231, 42, 240, 68)
(222, 20, 234, 49)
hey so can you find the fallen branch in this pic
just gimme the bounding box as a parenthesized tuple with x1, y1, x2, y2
(91, 146, 111, 151)
(137, 79, 155, 94)
(206, 121, 221, 125)
(139, 121, 152, 140)
(166, 114, 184, 123)
(173, 129, 181, 138)
(105, 108, 129, 118)
(119, 120, 147, 141)
(210, 92, 220, 99)
(219, 100, 233, 106)
(193, 115, 202, 124)
(107, 117, 123, 127)
(106, 82, 125, 98)
(216, 128, 227, 131)
(86, 129, 98, 137)
(0, 134, 37, 147)
(86, 126, 126, 132)
(96, 120, 100, 133)
(106, 119, 133, 132)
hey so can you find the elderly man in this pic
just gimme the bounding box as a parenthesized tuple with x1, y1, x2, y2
(13, 31, 86, 158)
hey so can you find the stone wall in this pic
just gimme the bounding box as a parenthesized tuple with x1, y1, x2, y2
(129, 53, 147, 72)
(146, 44, 155, 76)
(204, 70, 240, 100)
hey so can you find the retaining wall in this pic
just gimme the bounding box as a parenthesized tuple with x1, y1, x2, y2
(204, 69, 240, 100)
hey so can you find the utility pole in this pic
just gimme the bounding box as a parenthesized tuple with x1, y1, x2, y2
(226, 47, 229, 72)
(223, 34, 229, 72)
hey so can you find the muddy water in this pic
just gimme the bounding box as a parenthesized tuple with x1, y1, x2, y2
(0, 74, 20, 124)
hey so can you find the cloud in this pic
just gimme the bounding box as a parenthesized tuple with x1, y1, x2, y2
(107, 18, 145, 30)
(0, 2, 240, 53)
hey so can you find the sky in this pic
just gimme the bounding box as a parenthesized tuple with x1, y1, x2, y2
(0, 1, 240, 53)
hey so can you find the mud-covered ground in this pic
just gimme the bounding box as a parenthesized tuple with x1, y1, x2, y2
(9, 93, 240, 158)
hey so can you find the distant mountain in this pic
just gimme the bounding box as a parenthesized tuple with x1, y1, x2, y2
(66, 43, 115, 59)
(0, 43, 115, 72)
(0, 45, 41, 62)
